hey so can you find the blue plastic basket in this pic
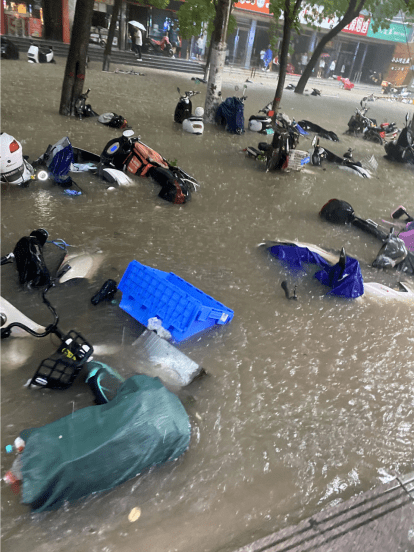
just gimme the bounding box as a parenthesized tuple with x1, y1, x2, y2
(118, 261, 234, 342)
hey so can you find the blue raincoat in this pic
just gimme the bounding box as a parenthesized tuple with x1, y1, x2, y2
(268, 244, 364, 299)
(215, 97, 245, 134)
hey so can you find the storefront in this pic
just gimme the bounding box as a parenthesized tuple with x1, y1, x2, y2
(226, 2, 414, 84)
(3, 1, 43, 38)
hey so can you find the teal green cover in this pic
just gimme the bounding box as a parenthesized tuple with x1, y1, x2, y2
(20, 375, 191, 512)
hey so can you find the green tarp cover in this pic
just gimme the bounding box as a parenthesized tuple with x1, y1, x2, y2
(20, 375, 191, 512)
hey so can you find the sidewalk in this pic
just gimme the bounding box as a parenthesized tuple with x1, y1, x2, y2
(239, 473, 414, 552)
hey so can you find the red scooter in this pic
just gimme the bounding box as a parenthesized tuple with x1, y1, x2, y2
(144, 35, 174, 57)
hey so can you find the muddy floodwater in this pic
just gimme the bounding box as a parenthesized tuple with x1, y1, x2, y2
(1, 58, 413, 552)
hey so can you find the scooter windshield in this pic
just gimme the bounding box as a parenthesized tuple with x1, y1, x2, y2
(268, 244, 364, 299)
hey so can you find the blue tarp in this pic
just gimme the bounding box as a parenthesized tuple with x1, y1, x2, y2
(215, 97, 245, 134)
(268, 244, 364, 298)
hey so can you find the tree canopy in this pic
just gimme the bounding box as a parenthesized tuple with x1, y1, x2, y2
(177, 0, 237, 41)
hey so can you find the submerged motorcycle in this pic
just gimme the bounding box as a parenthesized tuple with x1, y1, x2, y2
(245, 112, 310, 172)
(99, 129, 199, 203)
(260, 240, 413, 304)
(345, 100, 398, 144)
(319, 198, 414, 275)
(0, 133, 36, 185)
(27, 42, 55, 63)
(309, 136, 376, 178)
(384, 113, 414, 165)
(174, 88, 204, 135)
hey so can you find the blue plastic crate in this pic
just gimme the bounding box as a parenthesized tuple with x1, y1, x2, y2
(118, 260, 234, 342)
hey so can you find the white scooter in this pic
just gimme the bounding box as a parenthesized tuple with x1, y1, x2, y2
(0, 133, 35, 185)
(27, 42, 55, 63)
(174, 89, 204, 135)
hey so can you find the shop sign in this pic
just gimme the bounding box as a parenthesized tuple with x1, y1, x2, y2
(29, 18, 42, 37)
(17, 3, 27, 14)
(299, 8, 339, 30)
(342, 15, 370, 36)
(234, 0, 273, 16)
(367, 21, 410, 42)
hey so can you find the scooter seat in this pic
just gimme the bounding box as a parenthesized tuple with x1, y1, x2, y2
(249, 115, 270, 121)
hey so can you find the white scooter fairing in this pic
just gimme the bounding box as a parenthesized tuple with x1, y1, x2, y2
(182, 116, 204, 135)
(27, 43, 54, 64)
(0, 133, 35, 185)
(182, 106, 204, 135)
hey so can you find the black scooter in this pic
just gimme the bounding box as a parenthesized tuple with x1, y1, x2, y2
(319, 199, 413, 274)
(74, 88, 99, 120)
(174, 88, 204, 134)
(310, 137, 374, 178)
(384, 113, 414, 165)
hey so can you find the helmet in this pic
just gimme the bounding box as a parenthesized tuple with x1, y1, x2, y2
(249, 119, 263, 133)
(1, 133, 34, 185)
(194, 107, 204, 117)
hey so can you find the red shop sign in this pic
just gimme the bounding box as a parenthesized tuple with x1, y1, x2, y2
(342, 15, 370, 36)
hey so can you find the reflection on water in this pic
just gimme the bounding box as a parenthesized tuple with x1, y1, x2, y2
(1, 59, 413, 552)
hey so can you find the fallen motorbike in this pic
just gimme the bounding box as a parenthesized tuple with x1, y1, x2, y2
(99, 129, 199, 203)
(319, 198, 414, 275)
(174, 88, 204, 135)
(245, 113, 310, 172)
(143, 35, 173, 57)
(1, 229, 94, 388)
(345, 100, 398, 144)
(215, 85, 247, 135)
(309, 136, 377, 178)
(384, 113, 414, 165)
(260, 240, 413, 304)
(383, 205, 414, 253)
(27, 42, 55, 63)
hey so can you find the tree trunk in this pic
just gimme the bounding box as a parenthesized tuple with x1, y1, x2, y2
(59, 0, 95, 116)
(42, 0, 63, 42)
(204, 0, 232, 123)
(103, 0, 122, 72)
(203, 39, 214, 82)
(294, 0, 365, 94)
(271, 5, 292, 117)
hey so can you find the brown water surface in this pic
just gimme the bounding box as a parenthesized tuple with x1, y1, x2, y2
(1, 59, 413, 552)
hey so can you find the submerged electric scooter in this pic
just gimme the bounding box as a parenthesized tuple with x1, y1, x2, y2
(27, 42, 55, 63)
(174, 88, 204, 135)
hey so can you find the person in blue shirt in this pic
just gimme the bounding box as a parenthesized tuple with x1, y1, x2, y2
(262, 45, 273, 72)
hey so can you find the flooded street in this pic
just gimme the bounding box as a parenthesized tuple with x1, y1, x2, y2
(1, 58, 413, 552)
